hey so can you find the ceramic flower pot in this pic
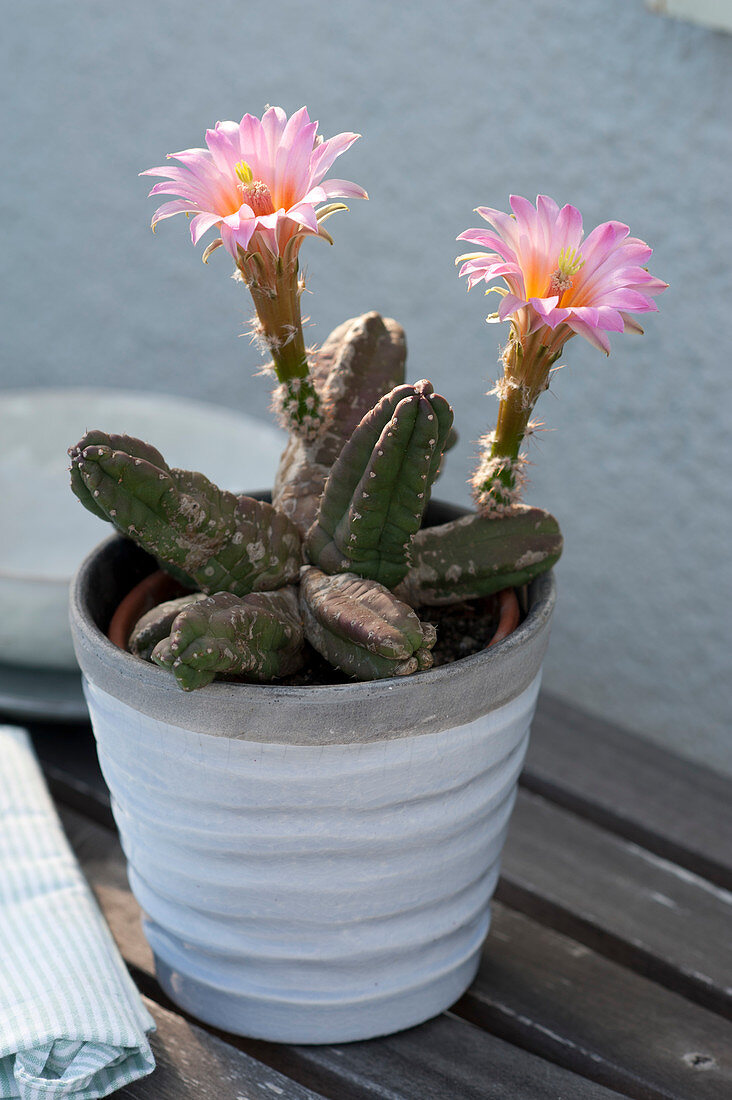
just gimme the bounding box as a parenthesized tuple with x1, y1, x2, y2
(69, 508, 555, 1044)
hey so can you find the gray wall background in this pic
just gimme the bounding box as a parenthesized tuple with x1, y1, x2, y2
(3, 1, 731, 771)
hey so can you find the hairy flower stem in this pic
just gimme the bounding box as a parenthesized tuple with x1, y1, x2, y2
(475, 328, 562, 513)
(238, 247, 323, 437)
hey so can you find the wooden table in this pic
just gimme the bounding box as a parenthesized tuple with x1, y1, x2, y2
(20, 692, 732, 1099)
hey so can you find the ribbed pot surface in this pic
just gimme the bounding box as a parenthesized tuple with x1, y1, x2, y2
(71, 532, 555, 1043)
(85, 675, 539, 1042)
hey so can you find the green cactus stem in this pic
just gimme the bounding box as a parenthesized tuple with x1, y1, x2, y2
(273, 312, 407, 534)
(69, 431, 301, 595)
(69, 431, 173, 522)
(473, 330, 561, 513)
(237, 243, 324, 441)
(151, 587, 304, 691)
(395, 506, 563, 607)
(305, 381, 454, 588)
(300, 566, 436, 681)
(128, 593, 208, 661)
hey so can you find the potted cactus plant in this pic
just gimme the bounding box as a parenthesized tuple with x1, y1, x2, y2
(68, 107, 664, 1044)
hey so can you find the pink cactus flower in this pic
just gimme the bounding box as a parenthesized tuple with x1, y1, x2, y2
(142, 106, 367, 261)
(457, 195, 666, 354)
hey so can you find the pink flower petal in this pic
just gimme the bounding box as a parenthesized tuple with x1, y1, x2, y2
(483, 262, 521, 279)
(553, 203, 583, 254)
(598, 288, 658, 312)
(275, 116, 319, 207)
(261, 106, 288, 160)
(527, 297, 571, 330)
(220, 214, 256, 258)
(580, 221, 630, 272)
(498, 293, 528, 321)
(205, 121, 241, 174)
(315, 178, 369, 200)
(458, 228, 517, 261)
(280, 106, 312, 150)
(238, 113, 269, 177)
(593, 307, 625, 332)
(509, 194, 539, 229)
(284, 202, 319, 234)
(150, 199, 196, 226)
(620, 312, 645, 335)
(530, 295, 561, 318)
(536, 194, 560, 223)
(190, 211, 223, 245)
(309, 132, 361, 187)
(633, 275, 668, 295)
(458, 195, 664, 356)
(566, 317, 611, 354)
(143, 107, 365, 260)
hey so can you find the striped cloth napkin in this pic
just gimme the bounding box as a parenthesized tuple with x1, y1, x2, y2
(0, 725, 155, 1099)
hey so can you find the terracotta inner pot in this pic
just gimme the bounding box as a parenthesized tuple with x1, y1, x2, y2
(107, 571, 187, 651)
(490, 587, 521, 646)
(107, 568, 521, 664)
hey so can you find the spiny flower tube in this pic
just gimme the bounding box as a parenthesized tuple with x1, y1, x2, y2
(457, 195, 666, 513)
(143, 107, 368, 441)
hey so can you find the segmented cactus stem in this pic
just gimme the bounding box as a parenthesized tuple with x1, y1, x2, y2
(69, 432, 302, 595)
(300, 567, 436, 681)
(272, 313, 408, 535)
(396, 506, 562, 607)
(151, 587, 304, 690)
(305, 380, 454, 587)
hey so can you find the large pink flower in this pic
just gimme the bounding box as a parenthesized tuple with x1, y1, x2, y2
(142, 106, 367, 260)
(457, 195, 666, 354)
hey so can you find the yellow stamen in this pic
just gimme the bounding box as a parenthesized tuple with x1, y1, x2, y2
(556, 246, 584, 278)
(549, 246, 584, 296)
(235, 160, 254, 184)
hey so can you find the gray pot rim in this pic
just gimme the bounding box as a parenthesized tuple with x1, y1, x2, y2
(70, 533, 556, 746)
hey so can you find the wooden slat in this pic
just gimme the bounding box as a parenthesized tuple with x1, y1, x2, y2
(118, 996, 327, 1099)
(499, 789, 732, 1020)
(65, 807, 154, 976)
(455, 903, 732, 1100)
(245, 1013, 632, 1100)
(30, 720, 113, 827)
(525, 693, 732, 890)
(60, 807, 630, 1100)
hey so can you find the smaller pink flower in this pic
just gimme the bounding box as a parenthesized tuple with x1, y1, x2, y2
(457, 195, 666, 354)
(142, 106, 367, 260)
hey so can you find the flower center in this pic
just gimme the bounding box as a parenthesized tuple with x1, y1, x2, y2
(548, 246, 584, 298)
(235, 161, 274, 216)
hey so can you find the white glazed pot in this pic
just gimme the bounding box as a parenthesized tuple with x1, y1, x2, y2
(70, 523, 555, 1044)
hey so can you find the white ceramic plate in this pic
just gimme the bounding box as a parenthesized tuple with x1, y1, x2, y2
(0, 388, 286, 675)
(0, 663, 88, 723)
